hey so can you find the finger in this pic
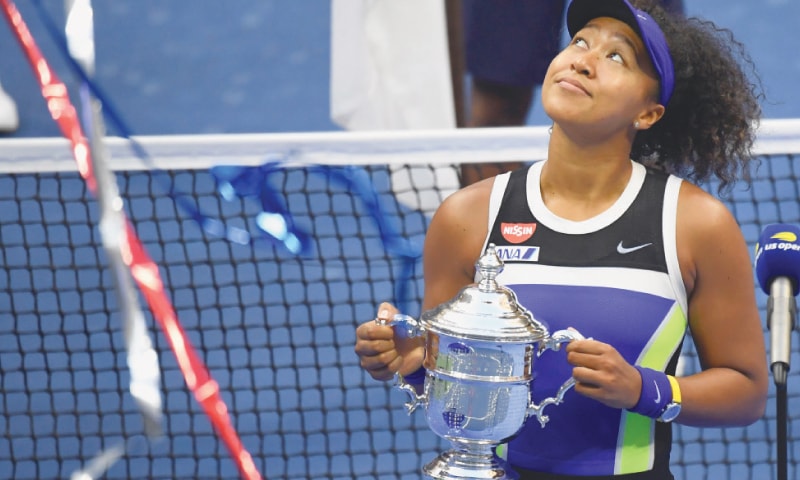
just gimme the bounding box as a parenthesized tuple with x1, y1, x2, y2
(356, 321, 396, 341)
(566, 350, 605, 369)
(354, 338, 396, 357)
(572, 364, 604, 382)
(565, 338, 610, 355)
(572, 379, 604, 398)
(376, 302, 399, 322)
(368, 368, 398, 382)
(361, 353, 403, 377)
(360, 359, 396, 381)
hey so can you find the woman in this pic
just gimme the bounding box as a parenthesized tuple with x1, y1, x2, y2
(355, 0, 768, 478)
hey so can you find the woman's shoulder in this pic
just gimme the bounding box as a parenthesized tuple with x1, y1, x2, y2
(436, 175, 496, 221)
(676, 181, 735, 229)
(676, 181, 744, 258)
(426, 176, 498, 264)
(674, 180, 747, 294)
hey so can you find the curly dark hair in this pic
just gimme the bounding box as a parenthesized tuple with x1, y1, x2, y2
(628, 0, 764, 196)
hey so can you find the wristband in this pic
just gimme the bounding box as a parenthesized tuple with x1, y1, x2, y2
(666, 375, 681, 404)
(402, 366, 426, 384)
(628, 366, 671, 418)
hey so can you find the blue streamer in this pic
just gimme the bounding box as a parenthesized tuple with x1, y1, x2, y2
(29, 0, 254, 246)
(211, 162, 313, 256)
(31, 0, 422, 309)
(210, 162, 422, 310)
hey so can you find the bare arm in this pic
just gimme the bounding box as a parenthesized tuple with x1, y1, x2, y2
(354, 178, 493, 381)
(672, 182, 768, 426)
(421, 180, 492, 311)
(566, 182, 768, 426)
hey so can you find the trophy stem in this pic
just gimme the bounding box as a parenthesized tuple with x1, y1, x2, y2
(423, 441, 518, 480)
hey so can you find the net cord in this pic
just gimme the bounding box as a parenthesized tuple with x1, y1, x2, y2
(0, 119, 798, 174)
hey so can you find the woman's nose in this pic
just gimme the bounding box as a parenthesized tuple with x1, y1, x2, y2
(571, 52, 595, 76)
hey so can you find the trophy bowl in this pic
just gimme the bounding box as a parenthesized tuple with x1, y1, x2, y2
(379, 244, 583, 480)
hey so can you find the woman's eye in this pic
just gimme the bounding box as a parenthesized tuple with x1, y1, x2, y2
(609, 52, 624, 64)
(574, 38, 588, 48)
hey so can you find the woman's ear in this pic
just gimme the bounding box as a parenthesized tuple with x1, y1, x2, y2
(635, 104, 666, 130)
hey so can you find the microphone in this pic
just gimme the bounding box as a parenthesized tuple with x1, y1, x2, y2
(754, 224, 800, 386)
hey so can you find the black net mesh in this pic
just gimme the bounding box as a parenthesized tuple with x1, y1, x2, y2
(1, 153, 798, 479)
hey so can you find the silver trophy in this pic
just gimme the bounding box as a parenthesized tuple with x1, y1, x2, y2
(377, 244, 583, 480)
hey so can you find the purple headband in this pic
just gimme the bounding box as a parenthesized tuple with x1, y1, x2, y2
(566, 0, 675, 107)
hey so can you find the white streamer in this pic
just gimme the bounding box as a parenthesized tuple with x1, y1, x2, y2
(64, 0, 164, 477)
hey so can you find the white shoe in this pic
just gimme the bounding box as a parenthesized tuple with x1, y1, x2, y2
(0, 84, 19, 133)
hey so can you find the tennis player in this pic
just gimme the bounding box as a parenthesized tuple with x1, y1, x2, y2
(458, 0, 683, 186)
(356, 0, 768, 478)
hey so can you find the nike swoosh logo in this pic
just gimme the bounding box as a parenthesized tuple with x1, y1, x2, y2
(617, 241, 653, 254)
(654, 380, 661, 404)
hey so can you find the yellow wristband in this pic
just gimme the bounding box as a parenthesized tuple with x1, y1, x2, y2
(666, 375, 681, 404)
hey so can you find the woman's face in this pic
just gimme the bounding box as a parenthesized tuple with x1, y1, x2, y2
(541, 16, 662, 134)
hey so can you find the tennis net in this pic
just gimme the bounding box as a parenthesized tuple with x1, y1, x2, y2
(2, 120, 799, 479)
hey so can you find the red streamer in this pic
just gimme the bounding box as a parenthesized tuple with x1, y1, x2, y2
(0, 1, 263, 478)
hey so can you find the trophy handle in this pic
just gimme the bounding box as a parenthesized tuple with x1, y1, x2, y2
(375, 313, 427, 414)
(394, 371, 427, 414)
(528, 328, 585, 428)
(540, 328, 585, 354)
(375, 313, 423, 339)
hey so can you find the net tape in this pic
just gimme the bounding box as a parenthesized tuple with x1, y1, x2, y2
(1, 118, 799, 174)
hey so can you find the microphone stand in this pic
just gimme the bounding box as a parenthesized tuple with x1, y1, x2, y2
(776, 380, 787, 480)
(768, 277, 796, 480)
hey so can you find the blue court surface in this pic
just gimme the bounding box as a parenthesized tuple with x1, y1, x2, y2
(1, 1, 799, 480)
(0, 0, 797, 138)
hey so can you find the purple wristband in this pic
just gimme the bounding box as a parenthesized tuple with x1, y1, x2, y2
(402, 366, 426, 384)
(628, 366, 671, 418)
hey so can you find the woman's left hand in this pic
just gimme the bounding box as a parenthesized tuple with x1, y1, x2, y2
(565, 338, 642, 409)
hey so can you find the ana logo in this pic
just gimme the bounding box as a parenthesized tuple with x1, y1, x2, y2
(495, 246, 541, 262)
(771, 231, 798, 242)
(501, 223, 537, 244)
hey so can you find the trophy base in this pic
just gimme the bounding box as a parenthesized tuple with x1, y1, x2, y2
(423, 448, 518, 480)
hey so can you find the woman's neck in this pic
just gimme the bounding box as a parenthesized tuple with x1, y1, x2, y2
(540, 125, 635, 221)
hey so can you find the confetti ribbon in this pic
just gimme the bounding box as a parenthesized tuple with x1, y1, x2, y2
(212, 162, 422, 311)
(65, 0, 162, 477)
(0, 1, 262, 478)
(29, 0, 423, 313)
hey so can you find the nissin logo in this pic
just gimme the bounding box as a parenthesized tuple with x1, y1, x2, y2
(501, 222, 536, 244)
(495, 246, 540, 262)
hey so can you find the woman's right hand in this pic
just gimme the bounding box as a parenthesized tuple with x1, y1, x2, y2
(354, 302, 425, 381)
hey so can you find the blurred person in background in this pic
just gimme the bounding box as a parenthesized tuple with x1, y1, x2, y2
(0, 80, 19, 133)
